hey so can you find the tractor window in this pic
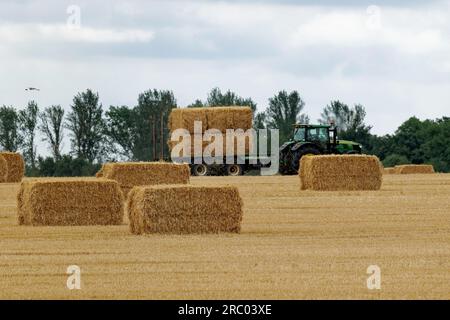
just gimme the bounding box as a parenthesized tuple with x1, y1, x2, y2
(307, 127, 329, 142)
(293, 128, 306, 141)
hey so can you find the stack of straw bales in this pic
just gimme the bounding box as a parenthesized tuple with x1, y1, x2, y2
(383, 167, 396, 175)
(167, 135, 252, 157)
(168, 107, 253, 156)
(17, 178, 124, 226)
(127, 185, 243, 234)
(0, 152, 25, 183)
(97, 162, 190, 197)
(168, 106, 253, 134)
(300, 155, 383, 191)
(394, 164, 435, 174)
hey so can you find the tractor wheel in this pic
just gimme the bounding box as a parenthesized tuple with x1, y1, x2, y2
(191, 164, 210, 176)
(292, 147, 320, 173)
(226, 164, 244, 176)
(279, 151, 291, 175)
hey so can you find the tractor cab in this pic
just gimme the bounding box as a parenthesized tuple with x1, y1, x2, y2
(279, 123, 362, 175)
(292, 124, 337, 152)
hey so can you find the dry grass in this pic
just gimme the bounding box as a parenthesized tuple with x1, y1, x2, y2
(300, 155, 383, 191)
(98, 162, 190, 197)
(395, 164, 435, 174)
(0, 174, 449, 299)
(17, 178, 124, 226)
(127, 185, 243, 235)
(0, 152, 25, 183)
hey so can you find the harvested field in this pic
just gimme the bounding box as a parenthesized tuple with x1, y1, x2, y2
(17, 178, 124, 226)
(300, 155, 383, 191)
(98, 162, 190, 197)
(0, 174, 449, 299)
(128, 185, 243, 234)
(395, 164, 435, 174)
(0, 152, 25, 183)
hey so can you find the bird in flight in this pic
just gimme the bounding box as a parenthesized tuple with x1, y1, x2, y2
(25, 87, 40, 91)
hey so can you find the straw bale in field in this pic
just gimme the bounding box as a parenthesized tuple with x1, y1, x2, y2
(95, 165, 104, 178)
(127, 185, 243, 234)
(394, 164, 435, 174)
(0, 152, 25, 182)
(0, 155, 7, 183)
(17, 178, 124, 226)
(300, 155, 383, 191)
(169, 107, 253, 134)
(206, 107, 253, 133)
(100, 162, 190, 197)
(168, 133, 253, 157)
(383, 167, 396, 175)
(169, 108, 207, 133)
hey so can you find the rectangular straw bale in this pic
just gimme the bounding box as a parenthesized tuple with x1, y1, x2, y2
(95, 165, 104, 178)
(17, 178, 124, 226)
(168, 134, 253, 157)
(383, 167, 396, 175)
(127, 185, 243, 234)
(168, 108, 207, 133)
(206, 106, 253, 132)
(0, 155, 7, 183)
(299, 155, 383, 191)
(394, 164, 435, 174)
(100, 162, 190, 197)
(0, 152, 25, 182)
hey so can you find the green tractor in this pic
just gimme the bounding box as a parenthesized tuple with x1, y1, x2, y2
(279, 124, 363, 175)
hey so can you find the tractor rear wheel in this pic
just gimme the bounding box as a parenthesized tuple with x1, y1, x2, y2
(191, 164, 209, 176)
(292, 147, 320, 173)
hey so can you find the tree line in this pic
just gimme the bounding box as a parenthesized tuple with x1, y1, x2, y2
(0, 88, 448, 176)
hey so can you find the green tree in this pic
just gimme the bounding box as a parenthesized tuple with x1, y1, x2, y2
(0, 106, 22, 152)
(265, 90, 307, 143)
(19, 101, 39, 168)
(135, 89, 177, 160)
(190, 88, 257, 113)
(36, 155, 101, 177)
(382, 154, 411, 167)
(187, 99, 204, 108)
(39, 105, 65, 160)
(253, 112, 267, 129)
(104, 105, 139, 160)
(66, 89, 105, 163)
(319, 100, 351, 130)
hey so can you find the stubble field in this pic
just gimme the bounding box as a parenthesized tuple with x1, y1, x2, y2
(0, 174, 449, 299)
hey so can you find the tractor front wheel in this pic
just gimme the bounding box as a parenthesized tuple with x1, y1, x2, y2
(291, 147, 320, 173)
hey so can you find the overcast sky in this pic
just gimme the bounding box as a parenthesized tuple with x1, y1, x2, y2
(1, 0, 449, 139)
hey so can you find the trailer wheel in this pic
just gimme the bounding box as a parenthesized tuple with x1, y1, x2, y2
(191, 164, 209, 176)
(226, 164, 244, 176)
